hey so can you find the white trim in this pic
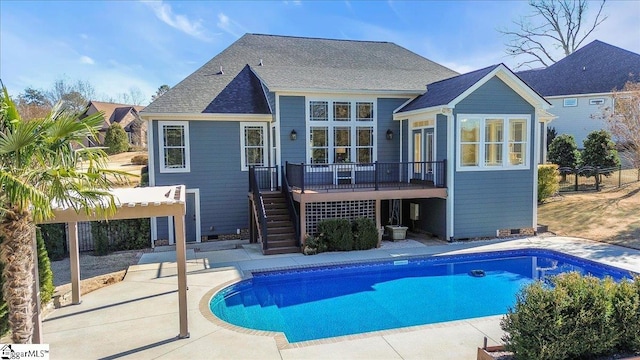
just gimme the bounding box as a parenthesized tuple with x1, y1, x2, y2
(455, 114, 532, 172)
(545, 92, 613, 99)
(305, 97, 378, 165)
(240, 122, 269, 171)
(269, 89, 423, 97)
(446, 112, 455, 241)
(140, 113, 272, 122)
(393, 106, 451, 120)
(563, 98, 578, 107)
(158, 121, 191, 173)
(392, 97, 418, 114)
(533, 121, 540, 229)
(147, 119, 157, 245)
(168, 189, 201, 244)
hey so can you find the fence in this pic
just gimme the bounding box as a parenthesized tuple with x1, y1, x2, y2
(57, 219, 150, 253)
(557, 165, 640, 192)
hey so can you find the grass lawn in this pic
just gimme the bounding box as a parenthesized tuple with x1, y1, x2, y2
(538, 181, 640, 249)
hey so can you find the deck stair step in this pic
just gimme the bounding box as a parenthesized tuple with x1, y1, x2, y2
(258, 191, 300, 255)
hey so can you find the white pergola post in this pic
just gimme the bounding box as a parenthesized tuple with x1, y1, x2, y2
(68, 221, 81, 304)
(174, 213, 189, 338)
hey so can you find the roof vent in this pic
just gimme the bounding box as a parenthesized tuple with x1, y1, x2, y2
(582, 66, 586, 71)
(259, 59, 263, 66)
(219, 66, 224, 75)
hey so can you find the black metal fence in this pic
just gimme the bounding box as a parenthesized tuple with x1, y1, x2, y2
(558, 165, 640, 192)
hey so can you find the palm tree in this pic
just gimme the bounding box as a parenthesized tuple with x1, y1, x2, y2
(0, 85, 122, 343)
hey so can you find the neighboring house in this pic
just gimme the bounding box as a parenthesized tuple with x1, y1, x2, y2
(82, 101, 147, 148)
(517, 40, 640, 148)
(140, 33, 551, 254)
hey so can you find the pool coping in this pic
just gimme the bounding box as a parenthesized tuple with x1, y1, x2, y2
(197, 245, 639, 350)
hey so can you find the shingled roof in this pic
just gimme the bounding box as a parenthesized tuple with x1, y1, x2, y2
(142, 33, 458, 114)
(398, 64, 500, 113)
(517, 40, 640, 97)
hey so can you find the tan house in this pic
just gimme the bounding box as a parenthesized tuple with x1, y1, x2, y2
(83, 101, 147, 148)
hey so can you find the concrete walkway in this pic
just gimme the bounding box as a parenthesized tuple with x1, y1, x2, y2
(42, 236, 640, 359)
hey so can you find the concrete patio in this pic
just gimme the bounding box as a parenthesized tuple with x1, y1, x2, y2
(42, 236, 640, 359)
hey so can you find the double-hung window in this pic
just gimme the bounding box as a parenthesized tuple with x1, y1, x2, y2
(240, 122, 267, 170)
(159, 121, 190, 173)
(308, 99, 376, 164)
(457, 115, 529, 170)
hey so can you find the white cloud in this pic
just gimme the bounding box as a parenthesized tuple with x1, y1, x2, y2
(80, 55, 95, 65)
(217, 12, 248, 38)
(144, 0, 210, 41)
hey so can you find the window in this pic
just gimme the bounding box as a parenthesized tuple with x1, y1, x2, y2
(307, 99, 376, 164)
(457, 115, 530, 170)
(240, 122, 267, 170)
(159, 121, 190, 173)
(563, 98, 577, 107)
(589, 98, 605, 105)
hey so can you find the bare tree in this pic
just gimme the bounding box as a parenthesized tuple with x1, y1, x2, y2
(598, 82, 640, 169)
(15, 87, 52, 121)
(113, 86, 146, 106)
(46, 77, 96, 113)
(500, 0, 607, 69)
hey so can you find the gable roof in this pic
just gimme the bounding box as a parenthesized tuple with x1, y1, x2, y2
(396, 63, 550, 115)
(142, 33, 459, 115)
(517, 40, 640, 97)
(398, 65, 499, 113)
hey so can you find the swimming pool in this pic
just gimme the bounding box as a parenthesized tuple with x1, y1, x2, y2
(209, 249, 635, 343)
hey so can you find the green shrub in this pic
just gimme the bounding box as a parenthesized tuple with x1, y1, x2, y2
(104, 123, 129, 155)
(139, 166, 149, 187)
(502, 272, 626, 359)
(36, 228, 55, 305)
(91, 218, 151, 255)
(92, 221, 111, 255)
(581, 129, 621, 177)
(352, 217, 378, 250)
(39, 223, 66, 260)
(302, 234, 328, 255)
(316, 218, 353, 251)
(131, 154, 148, 165)
(538, 164, 559, 203)
(611, 278, 640, 351)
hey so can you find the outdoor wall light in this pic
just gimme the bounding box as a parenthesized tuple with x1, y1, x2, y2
(290, 129, 297, 140)
(386, 129, 394, 140)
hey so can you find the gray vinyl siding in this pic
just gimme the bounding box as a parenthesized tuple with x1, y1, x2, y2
(152, 120, 260, 240)
(279, 96, 306, 164)
(452, 77, 536, 239)
(436, 114, 447, 162)
(377, 98, 409, 162)
(546, 95, 611, 147)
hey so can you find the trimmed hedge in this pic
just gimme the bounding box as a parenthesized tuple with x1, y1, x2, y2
(502, 272, 640, 359)
(352, 217, 378, 250)
(91, 218, 151, 255)
(316, 218, 353, 251)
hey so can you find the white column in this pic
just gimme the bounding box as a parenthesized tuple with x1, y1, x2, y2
(174, 214, 189, 338)
(68, 222, 81, 304)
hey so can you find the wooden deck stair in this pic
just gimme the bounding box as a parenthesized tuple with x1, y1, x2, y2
(261, 192, 300, 255)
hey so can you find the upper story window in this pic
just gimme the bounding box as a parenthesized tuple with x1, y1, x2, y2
(308, 99, 376, 164)
(589, 98, 605, 105)
(159, 121, 190, 173)
(240, 122, 267, 171)
(563, 98, 578, 107)
(457, 115, 530, 171)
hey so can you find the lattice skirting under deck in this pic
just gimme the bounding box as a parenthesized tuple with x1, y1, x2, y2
(305, 200, 376, 236)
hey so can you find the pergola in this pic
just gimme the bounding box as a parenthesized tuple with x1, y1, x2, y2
(36, 185, 189, 342)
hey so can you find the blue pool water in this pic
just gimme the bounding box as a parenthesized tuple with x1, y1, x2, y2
(209, 249, 635, 343)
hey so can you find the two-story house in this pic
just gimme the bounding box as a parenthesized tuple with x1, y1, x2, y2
(517, 40, 640, 148)
(140, 33, 552, 254)
(83, 100, 147, 148)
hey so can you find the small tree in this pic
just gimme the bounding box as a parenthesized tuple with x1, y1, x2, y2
(548, 134, 580, 181)
(581, 129, 621, 177)
(104, 123, 129, 155)
(599, 81, 640, 170)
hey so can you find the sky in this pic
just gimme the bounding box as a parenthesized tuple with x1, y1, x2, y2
(1, 0, 639, 105)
